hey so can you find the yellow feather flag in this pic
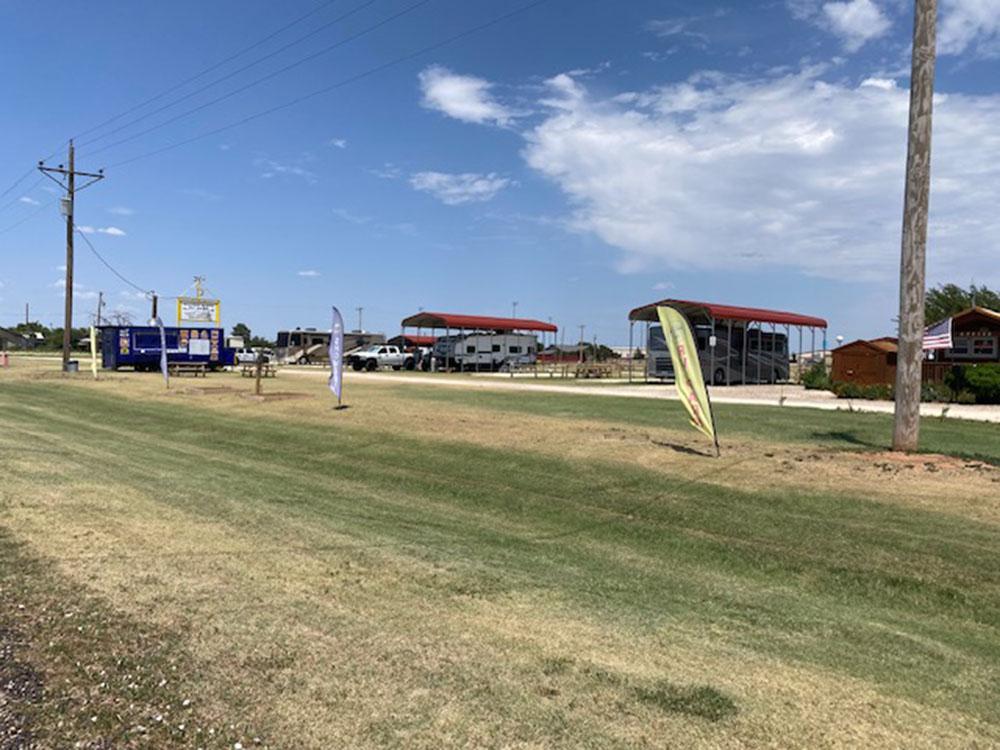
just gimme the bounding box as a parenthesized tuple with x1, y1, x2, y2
(656, 306, 720, 456)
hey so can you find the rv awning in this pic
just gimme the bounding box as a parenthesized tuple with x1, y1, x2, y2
(628, 299, 827, 328)
(401, 312, 557, 333)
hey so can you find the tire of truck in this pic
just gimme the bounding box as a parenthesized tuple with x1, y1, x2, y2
(297, 356, 309, 365)
(714, 368, 726, 385)
(351, 360, 364, 371)
(392, 365, 401, 371)
(366, 359, 377, 372)
(404, 358, 415, 371)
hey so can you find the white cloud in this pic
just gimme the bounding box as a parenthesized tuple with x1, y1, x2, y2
(369, 163, 403, 180)
(822, 0, 891, 50)
(418, 65, 514, 126)
(77, 225, 126, 236)
(860, 77, 896, 90)
(331, 208, 371, 224)
(329, 138, 348, 149)
(18, 196, 39, 206)
(939, 0, 1000, 57)
(520, 68, 1000, 284)
(409, 172, 513, 205)
(788, 0, 891, 51)
(255, 157, 317, 183)
(52, 278, 98, 299)
(652, 281, 675, 291)
(108, 206, 134, 216)
(297, 270, 320, 277)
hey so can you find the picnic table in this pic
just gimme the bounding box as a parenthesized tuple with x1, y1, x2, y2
(574, 362, 615, 379)
(168, 362, 207, 377)
(241, 363, 277, 378)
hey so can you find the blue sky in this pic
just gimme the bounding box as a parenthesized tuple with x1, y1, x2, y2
(1, 0, 999, 345)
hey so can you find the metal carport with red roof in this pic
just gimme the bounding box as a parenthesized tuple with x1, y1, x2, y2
(399, 312, 558, 372)
(627, 298, 829, 385)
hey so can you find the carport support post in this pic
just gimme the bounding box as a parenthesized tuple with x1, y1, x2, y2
(628, 321, 634, 384)
(741, 323, 747, 385)
(709, 315, 716, 386)
(798, 326, 804, 382)
(643, 321, 649, 384)
(772, 322, 778, 382)
(810, 327, 816, 367)
(726, 320, 732, 385)
(785, 324, 791, 382)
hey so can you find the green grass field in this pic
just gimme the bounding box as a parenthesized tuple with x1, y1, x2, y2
(1, 367, 999, 748)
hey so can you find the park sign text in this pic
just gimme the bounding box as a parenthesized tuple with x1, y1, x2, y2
(177, 297, 221, 326)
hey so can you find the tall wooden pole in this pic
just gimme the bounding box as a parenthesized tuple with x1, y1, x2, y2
(893, 0, 937, 452)
(62, 141, 75, 369)
(39, 140, 103, 370)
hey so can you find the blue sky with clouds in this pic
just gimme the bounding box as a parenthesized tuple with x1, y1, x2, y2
(1, 0, 999, 344)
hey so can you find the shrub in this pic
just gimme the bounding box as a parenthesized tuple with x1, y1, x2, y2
(964, 364, 1000, 404)
(920, 382, 950, 403)
(832, 382, 894, 400)
(801, 362, 831, 390)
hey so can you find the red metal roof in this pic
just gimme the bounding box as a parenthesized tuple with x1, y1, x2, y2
(629, 298, 827, 328)
(401, 312, 558, 333)
(403, 334, 437, 346)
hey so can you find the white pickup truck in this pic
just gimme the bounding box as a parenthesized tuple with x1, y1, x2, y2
(347, 345, 415, 372)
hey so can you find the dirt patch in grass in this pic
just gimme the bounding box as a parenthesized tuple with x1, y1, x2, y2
(632, 681, 737, 722)
(239, 391, 312, 403)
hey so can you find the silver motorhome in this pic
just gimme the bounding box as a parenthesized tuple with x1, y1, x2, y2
(275, 329, 385, 364)
(647, 323, 789, 384)
(434, 332, 538, 371)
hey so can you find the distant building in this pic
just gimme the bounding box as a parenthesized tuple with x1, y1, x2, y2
(832, 306, 999, 386)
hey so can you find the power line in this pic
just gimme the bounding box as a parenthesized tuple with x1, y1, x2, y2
(70, 0, 343, 143)
(0, 198, 57, 236)
(74, 224, 151, 296)
(85, 0, 431, 158)
(79, 0, 383, 151)
(0, 176, 46, 216)
(0, 167, 38, 201)
(108, 0, 555, 170)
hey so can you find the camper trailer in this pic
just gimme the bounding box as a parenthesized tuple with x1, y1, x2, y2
(647, 323, 789, 384)
(275, 329, 385, 364)
(433, 332, 538, 371)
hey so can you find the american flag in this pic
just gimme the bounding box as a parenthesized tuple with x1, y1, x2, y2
(922, 317, 953, 350)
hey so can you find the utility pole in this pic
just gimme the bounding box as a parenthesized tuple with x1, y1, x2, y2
(578, 324, 585, 363)
(38, 140, 104, 370)
(24, 303, 29, 326)
(893, 0, 937, 452)
(512, 301, 518, 318)
(95, 292, 104, 327)
(356, 306, 363, 332)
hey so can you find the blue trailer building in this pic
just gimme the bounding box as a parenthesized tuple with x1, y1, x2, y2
(100, 325, 235, 370)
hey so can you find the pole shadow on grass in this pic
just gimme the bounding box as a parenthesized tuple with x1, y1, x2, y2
(650, 439, 716, 458)
(810, 430, 882, 449)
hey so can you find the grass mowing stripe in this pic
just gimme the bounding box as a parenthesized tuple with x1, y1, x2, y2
(396, 385, 1000, 464)
(2, 381, 1000, 724)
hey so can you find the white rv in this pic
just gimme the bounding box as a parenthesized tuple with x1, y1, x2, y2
(434, 332, 538, 371)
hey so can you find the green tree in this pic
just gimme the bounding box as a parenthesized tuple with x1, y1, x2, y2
(249, 335, 274, 348)
(925, 283, 1000, 324)
(231, 322, 252, 341)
